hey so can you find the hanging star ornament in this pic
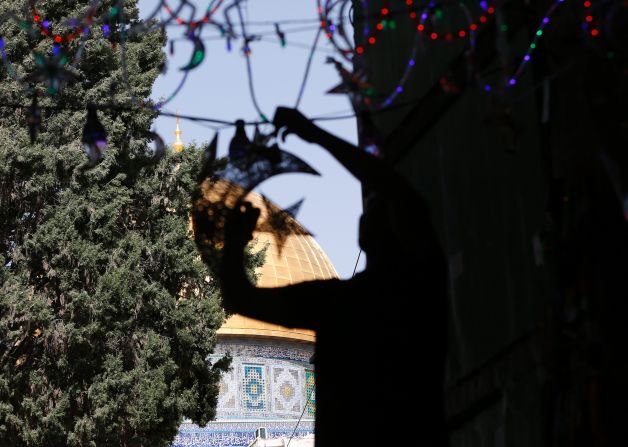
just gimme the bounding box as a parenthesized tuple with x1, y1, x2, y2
(218, 140, 320, 192)
(325, 57, 372, 94)
(22, 51, 77, 96)
(224, 122, 319, 190)
(193, 124, 319, 262)
(197, 133, 219, 182)
(258, 195, 309, 254)
(325, 57, 373, 109)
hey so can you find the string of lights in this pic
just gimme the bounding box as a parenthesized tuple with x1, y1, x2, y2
(475, 0, 566, 92)
(0, 0, 617, 157)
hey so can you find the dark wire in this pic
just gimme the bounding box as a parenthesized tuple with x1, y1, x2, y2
(294, 27, 323, 109)
(168, 24, 322, 41)
(286, 388, 314, 447)
(256, 36, 336, 55)
(235, 0, 267, 121)
(0, 51, 576, 130)
(351, 249, 362, 277)
(159, 110, 233, 125)
(0, 94, 415, 127)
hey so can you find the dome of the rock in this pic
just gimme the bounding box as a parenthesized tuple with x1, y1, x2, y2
(174, 182, 337, 447)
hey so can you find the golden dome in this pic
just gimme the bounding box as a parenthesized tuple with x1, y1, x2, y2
(202, 180, 338, 343)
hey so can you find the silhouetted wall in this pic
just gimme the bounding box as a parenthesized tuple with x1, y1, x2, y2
(354, 0, 628, 445)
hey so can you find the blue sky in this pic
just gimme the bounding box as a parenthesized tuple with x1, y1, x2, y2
(137, 0, 365, 277)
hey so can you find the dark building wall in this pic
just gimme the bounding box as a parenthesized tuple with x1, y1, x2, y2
(350, 1, 565, 445)
(354, 0, 628, 444)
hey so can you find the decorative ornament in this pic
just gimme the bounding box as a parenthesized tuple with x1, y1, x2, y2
(406, 0, 495, 42)
(197, 133, 219, 182)
(204, 132, 218, 165)
(219, 126, 319, 192)
(22, 51, 76, 96)
(81, 106, 108, 168)
(581, 0, 601, 39)
(101, 3, 127, 49)
(474, 0, 566, 92)
(274, 23, 286, 47)
(163, 0, 225, 28)
(229, 119, 250, 160)
(29, 0, 97, 45)
(179, 29, 206, 71)
(148, 130, 167, 161)
(357, 111, 382, 157)
(325, 57, 372, 108)
(260, 195, 307, 253)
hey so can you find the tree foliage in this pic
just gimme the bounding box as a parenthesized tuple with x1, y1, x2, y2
(0, 1, 236, 446)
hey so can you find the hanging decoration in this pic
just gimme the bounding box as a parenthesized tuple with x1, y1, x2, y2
(220, 121, 319, 192)
(163, 0, 225, 27)
(229, 119, 251, 160)
(81, 105, 108, 168)
(581, 0, 601, 38)
(406, 0, 494, 42)
(100, 3, 127, 48)
(148, 131, 167, 161)
(204, 132, 219, 165)
(325, 57, 373, 108)
(21, 51, 77, 96)
(179, 29, 206, 71)
(0, 0, 621, 261)
(28, 0, 98, 45)
(192, 121, 318, 259)
(357, 111, 383, 157)
(473, 0, 566, 92)
(274, 23, 286, 47)
(259, 195, 308, 252)
(0, 0, 617, 146)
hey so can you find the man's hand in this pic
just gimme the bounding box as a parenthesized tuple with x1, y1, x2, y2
(272, 107, 320, 144)
(224, 201, 260, 250)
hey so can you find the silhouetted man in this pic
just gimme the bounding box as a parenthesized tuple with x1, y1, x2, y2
(218, 107, 448, 446)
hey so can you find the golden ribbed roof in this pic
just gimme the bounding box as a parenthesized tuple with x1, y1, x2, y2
(203, 180, 338, 343)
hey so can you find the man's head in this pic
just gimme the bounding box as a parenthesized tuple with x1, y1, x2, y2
(358, 192, 395, 258)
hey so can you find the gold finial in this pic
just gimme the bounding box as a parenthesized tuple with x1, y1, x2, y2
(173, 111, 184, 153)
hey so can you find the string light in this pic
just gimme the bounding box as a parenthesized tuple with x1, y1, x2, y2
(28, 0, 97, 44)
(581, 0, 600, 38)
(506, 0, 566, 88)
(0, 0, 605, 133)
(163, 0, 225, 27)
(405, 0, 495, 42)
(474, 0, 567, 92)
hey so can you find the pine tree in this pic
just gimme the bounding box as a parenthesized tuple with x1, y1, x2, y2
(0, 2, 240, 446)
